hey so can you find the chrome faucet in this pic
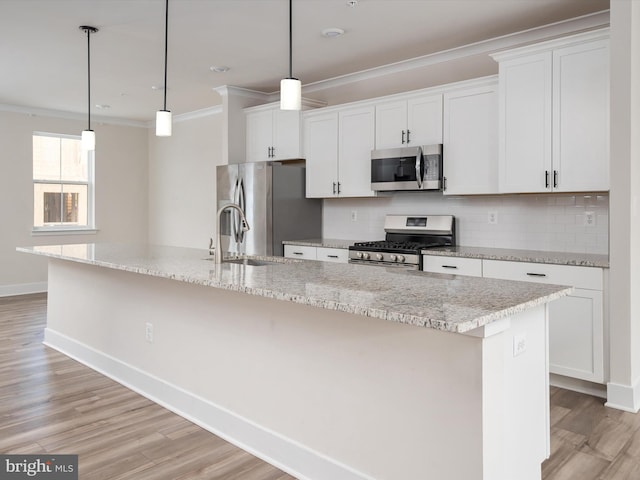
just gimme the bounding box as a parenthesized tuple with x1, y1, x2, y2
(215, 203, 250, 264)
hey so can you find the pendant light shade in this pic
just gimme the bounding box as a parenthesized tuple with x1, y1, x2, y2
(280, 0, 301, 110)
(280, 78, 301, 111)
(156, 0, 172, 136)
(79, 26, 98, 152)
(81, 129, 95, 151)
(156, 110, 172, 136)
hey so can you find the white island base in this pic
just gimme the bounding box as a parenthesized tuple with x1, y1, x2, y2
(44, 258, 550, 480)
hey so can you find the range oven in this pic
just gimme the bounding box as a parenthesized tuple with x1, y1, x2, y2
(348, 215, 455, 270)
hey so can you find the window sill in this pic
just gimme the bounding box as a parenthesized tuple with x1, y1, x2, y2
(32, 227, 98, 237)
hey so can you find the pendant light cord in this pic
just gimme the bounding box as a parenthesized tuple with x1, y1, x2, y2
(288, 0, 292, 79)
(163, 0, 169, 110)
(86, 28, 91, 130)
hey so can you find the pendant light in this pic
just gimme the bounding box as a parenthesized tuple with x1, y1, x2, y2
(280, 0, 301, 110)
(80, 26, 98, 151)
(156, 0, 172, 136)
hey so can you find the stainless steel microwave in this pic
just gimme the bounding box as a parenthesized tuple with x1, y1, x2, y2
(371, 144, 442, 192)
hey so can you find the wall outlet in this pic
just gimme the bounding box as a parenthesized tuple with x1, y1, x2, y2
(584, 211, 596, 227)
(513, 333, 527, 357)
(488, 211, 498, 224)
(145, 322, 154, 343)
(351, 210, 358, 222)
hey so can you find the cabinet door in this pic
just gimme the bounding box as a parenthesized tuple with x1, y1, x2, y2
(548, 288, 604, 383)
(553, 40, 609, 192)
(375, 101, 407, 149)
(407, 94, 443, 146)
(246, 110, 274, 162)
(273, 109, 302, 160)
(498, 52, 553, 193)
(338, 106, 376, 197)
(443, 84, 498, 195)
(304, 112, 339, 198)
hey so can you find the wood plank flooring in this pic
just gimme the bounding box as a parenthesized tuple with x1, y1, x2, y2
(3, 293, 640, 479)
(0, 293, 294, 480)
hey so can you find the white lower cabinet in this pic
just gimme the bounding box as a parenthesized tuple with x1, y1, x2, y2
(283, 245, 317, 260)
(482, 260, 604, 383)
(316, 247, 349, 263)
(422, 255, 606, 384)
(422, 256, 483, 277)
(284, 245, 348, 263)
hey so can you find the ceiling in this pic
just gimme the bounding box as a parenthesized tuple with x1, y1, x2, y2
(0, 0, 609, 122)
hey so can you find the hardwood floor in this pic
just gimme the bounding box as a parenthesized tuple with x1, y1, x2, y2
(4, 293, 640, 479)
(0, 293, 294, 480)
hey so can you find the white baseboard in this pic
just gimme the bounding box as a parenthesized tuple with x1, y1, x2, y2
(606, 381, 640, 413)
(43, 328, 372, 480)
(0, 281, 47, 297)
(549, 373, 607, 399)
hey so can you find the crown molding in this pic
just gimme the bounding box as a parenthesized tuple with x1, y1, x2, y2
(213, 85, 270, 101)
(289, 10, 609, 96)
(0, 103, 148, 127)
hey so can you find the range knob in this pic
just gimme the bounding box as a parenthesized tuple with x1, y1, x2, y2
(397, 255, 405, 263)
(362, 253, 370, 260)
(356, 251, 364, 259)
(376, 253, 383, 261)
(390, 254, 397, 262)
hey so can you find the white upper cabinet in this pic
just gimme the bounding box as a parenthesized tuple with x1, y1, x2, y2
(304, 112, 339, 198)
(375, 94, 443, 149)
(304, 106, 376, 198)
(442, 79, 499, 195)
(246, 105, 303, 162)
(492, 29, 609, 193)
(552, 40, 610, 192)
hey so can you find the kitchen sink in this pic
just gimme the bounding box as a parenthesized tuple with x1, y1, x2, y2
(223, 258, 281, 266)
(203, 255, 300, 266)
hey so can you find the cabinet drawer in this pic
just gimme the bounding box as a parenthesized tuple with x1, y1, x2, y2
(284, 245, 317, 260)
(422, 256, 483, 277)
(316, 247, 348, 263)
(483, 260, 602, 290)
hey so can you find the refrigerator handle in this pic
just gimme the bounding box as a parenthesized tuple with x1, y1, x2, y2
(237, 178, 246, 244)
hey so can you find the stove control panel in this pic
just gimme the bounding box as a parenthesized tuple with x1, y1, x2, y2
(348, 250, 417, 266)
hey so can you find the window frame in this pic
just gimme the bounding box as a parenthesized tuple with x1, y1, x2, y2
(32, 131, 96, 235)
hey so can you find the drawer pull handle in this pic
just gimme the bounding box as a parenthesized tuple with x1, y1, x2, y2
(526, 272, 546, 277)
(293, 252, 304, 255)
(442, 265, 458, 269)
(327, 255, 339, 259)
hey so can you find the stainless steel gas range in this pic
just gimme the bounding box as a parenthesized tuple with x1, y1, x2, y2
(348, 215, 455, 270)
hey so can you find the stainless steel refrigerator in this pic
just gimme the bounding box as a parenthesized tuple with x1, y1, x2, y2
(216, 162, 322, 257)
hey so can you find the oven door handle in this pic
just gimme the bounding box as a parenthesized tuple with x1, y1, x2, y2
(415, 146, 424, 189)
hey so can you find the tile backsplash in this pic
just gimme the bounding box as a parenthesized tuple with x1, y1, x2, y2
(323, 192, 609, 255)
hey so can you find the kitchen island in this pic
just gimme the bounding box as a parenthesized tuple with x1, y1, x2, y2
(19, 243, 572, 480)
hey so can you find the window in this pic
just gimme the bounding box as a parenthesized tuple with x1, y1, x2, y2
(32, 133, 94, 232)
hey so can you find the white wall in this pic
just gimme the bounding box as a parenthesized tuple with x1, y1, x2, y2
(607, 0, 640, 412)
(323, 192, 609, 254)
(0, 110, 148, 296)
(148, 112, 224, 249)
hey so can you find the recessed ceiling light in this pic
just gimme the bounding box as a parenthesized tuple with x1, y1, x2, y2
(210, 65, 230, 73)
(346, 0, 358, 7)
(322, 27, 345, 38)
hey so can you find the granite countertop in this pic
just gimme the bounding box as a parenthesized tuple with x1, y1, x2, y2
(422, 246, 609, 268)
(18, 243, 571, 334)
(282, 238, 360, 249)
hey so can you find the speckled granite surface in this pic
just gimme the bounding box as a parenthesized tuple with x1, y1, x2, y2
(422, 246, 609, 268)
(282, 238, 360, 249)
(18, 243, 571, 334)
